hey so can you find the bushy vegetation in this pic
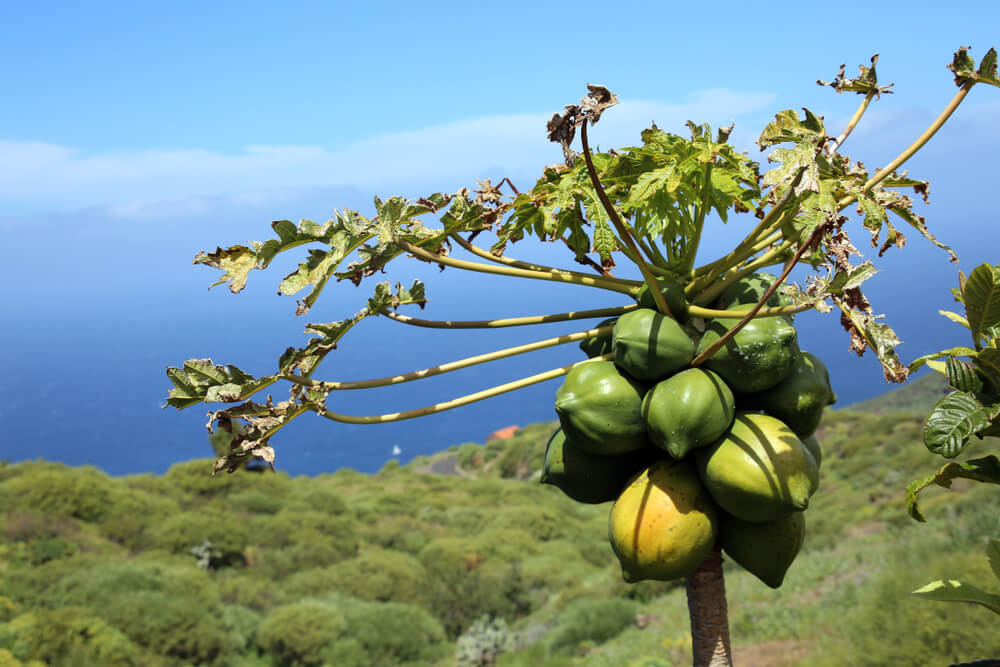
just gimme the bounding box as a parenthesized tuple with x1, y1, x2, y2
(1, 384, 998, 665)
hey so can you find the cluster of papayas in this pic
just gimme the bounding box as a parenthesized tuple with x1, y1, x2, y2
(542, 273, 835, 589)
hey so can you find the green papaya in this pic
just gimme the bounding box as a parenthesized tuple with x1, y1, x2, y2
(636, 275, 689, 321)
(613, 308, 696, 382)
(802, 434, 822, 470)
(720, 510, 805, 588)
(712, 272, 793, 310)
(642, 368, 735, 459)
(579, 317, 618, 359)
(694, 413, 818, 522)
(541, 427, 661, 504)
(554, 360, 649, 455)
(739, 351, 836, 439)
(695, 314, 800, 394)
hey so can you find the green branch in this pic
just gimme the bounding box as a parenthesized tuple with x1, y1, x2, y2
(313, 353, 613, 424)
(693, 240, 795, 306)
(395, 237, 636, 295)
(284, 324, 613, 391)
(380, 304, 635, 328)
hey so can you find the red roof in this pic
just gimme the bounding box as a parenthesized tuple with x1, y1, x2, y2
(486, 425, 520, 442)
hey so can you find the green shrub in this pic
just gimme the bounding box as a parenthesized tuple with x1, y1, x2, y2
(256, 600, 347, 666)
(227, 490, 284, 515)
(0, 465, 114, 522)
(546, 598, 638, 655)
(282, 548, 428, 604)
(222, 605, 261, 652)
(249, 510, 358, 557)
(284, 483, 348, 515)
(337, 598, 449, 666)
(148, 510, 250, 567)
(456, 443, 484, 469)
(0, 607, 145, 666)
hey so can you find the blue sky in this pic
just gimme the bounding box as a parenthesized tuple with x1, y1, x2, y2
(4, 2, 998, 216)
(3, 3, 1000, 473)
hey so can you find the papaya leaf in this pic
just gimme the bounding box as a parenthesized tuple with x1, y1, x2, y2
(963, 264, 1000, 347)
(947, 357, 985, 393)
(923, 393, 1000, 458)
(834, 297, 908, 383)
(949, 46, 1000, 88)
(817, 55, 894, 97)
(164, 360, 275, 409)
(907, 455, 1000, 521)
(756, 108, 826, 150)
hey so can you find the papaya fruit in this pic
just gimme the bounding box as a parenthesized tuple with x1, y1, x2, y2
(608, 459, 718, 582)
(636, 275, 689, 321)
(541, 427, 661, 504)
(642, 368, 735, 459)
(694, 412, 818, 523)
(695, 314, 800, 394)
(613, 308, 696, 382)
(554, 360, 648, 455)
(720, 510, 805, 588)
(738, 351, 835, 439)
(579, 317, 618, 359)
(802, 434, 822, 470)
(712, 272, 793, 311)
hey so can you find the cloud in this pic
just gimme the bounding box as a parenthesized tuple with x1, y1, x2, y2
(1, 89, 777, 217)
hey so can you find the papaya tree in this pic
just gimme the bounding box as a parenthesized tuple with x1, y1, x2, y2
(166, 47, 999, 665)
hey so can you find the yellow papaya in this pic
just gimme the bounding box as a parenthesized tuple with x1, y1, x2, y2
(641, 368, 735, 459)
(720, 510, 805, 588)
(608, 459, 718, 582)
(541, 427, 661, 504)
(694, 413, 818, 522)
(554, 360, 648, 455)
(613, 308, 696, 382)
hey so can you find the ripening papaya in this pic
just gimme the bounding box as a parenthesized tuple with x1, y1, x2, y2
(608, 459, 718, 582)
(554, 360, 648, 455)
(694, 413, 818, 523)
(636, 275, 689, 321)
(695, 314, 800, 394)
(642, 368, 735, 459)
(613, 308, 696, 382)
(739, 351, 836, 439)
(712, 272, 794, 311)
(541, 427, 661, 504)
(720, 510, 806, 589)
(579, 317, 618, 359)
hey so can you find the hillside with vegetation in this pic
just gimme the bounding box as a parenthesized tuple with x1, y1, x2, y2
(2, 378, 999, 666)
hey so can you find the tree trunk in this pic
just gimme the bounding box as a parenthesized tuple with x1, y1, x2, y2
(686, 546, 732, 666)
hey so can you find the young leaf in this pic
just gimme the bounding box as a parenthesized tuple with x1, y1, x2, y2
(947, 356, 984, 393)
(948, 46, 1000, 88)
(817, 55, 894, 97)
(908, 346, 977, 373)
(939, 310, 970, 328)
(906, 455, 1000, 521)
(963, 263, 1000, 347)
(923, 392, 1000, 458)
(974, 347, 1000, 390)
(910, 580, 1000, 615)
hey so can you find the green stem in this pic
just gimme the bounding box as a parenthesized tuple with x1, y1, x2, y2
(619, 243, 675, 277)
(827, 91, 875, 155)
(450, 233, 638, 287)
(580, 119, 675, 319)
(379, 304, 636, 328)
(688, 302, 810, 319)
(637, 235, 670, 270)
(681, 162, 713, 275)
(284, 324, 613, 391)
(693, 240, 794, 306)
(313, 353, 613, 424)
(690, 224, 825, 368)
(395, 237, 635, 295)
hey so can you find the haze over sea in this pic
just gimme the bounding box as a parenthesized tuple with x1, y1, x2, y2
(2, 3, 999, 477)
